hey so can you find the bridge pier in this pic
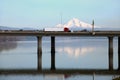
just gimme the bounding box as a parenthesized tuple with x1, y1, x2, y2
(118, 37, 120, 70)
(51, 36, 56, 70)
(108, 37, 113, 70)
(37, 36, 42, 70)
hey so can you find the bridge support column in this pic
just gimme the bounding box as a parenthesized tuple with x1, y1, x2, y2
(37, 36, 42, 70)
(118, 37, 120, 70)
(51, 36, 56, 70)
(108, 37, 113, 70)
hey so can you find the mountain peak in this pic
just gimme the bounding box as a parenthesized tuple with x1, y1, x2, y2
(56, 18, 94, 29)
(72, 18, 80, 22)
(66, 18, 81, 27)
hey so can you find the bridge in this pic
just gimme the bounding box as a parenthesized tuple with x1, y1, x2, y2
(0, 30, 120, 74)
(0, 30, 120, 36)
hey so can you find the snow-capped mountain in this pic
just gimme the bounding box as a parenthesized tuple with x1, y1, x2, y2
(56, 18, 97, 30)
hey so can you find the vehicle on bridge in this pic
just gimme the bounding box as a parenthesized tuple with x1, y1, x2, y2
(44, 27, 70, 32)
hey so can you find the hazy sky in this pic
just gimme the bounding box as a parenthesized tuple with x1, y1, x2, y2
(0, 0, 120, 29)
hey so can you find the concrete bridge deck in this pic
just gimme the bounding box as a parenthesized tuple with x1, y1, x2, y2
(0, 31, 120, 36)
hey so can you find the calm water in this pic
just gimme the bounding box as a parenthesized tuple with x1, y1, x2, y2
(0, 37, 119, 80)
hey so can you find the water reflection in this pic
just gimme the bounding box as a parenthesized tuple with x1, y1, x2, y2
(57, 47, 95, 57)
(0, 37, 118, 69)
(0, 37, 119, 80)
(0, 41, 17, 52)
(44, 74, 72, 80)
(44, 74, 64, 80)
(0, 74, 115, 80)
(0, 36, 19, 42)
(0, 36, 19, 52)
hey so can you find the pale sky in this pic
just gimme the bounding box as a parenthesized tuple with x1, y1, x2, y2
(0, 0, 120, 29)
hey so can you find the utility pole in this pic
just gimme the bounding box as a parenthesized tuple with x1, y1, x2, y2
(92, 20, 94, 32)
(92, 20, 95, 35)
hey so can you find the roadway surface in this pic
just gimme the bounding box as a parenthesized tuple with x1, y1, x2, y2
(0, 30, 120, 37)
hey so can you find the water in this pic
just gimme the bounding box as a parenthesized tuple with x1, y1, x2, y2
(0, 74, 115, 80)
(0, 36, 119, 80)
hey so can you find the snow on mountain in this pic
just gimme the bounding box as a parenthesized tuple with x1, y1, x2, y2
(65, 18, 92, 28)
(56, 18, 97, 30)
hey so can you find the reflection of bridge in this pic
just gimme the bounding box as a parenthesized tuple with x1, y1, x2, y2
(0, 31, 120, 74)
